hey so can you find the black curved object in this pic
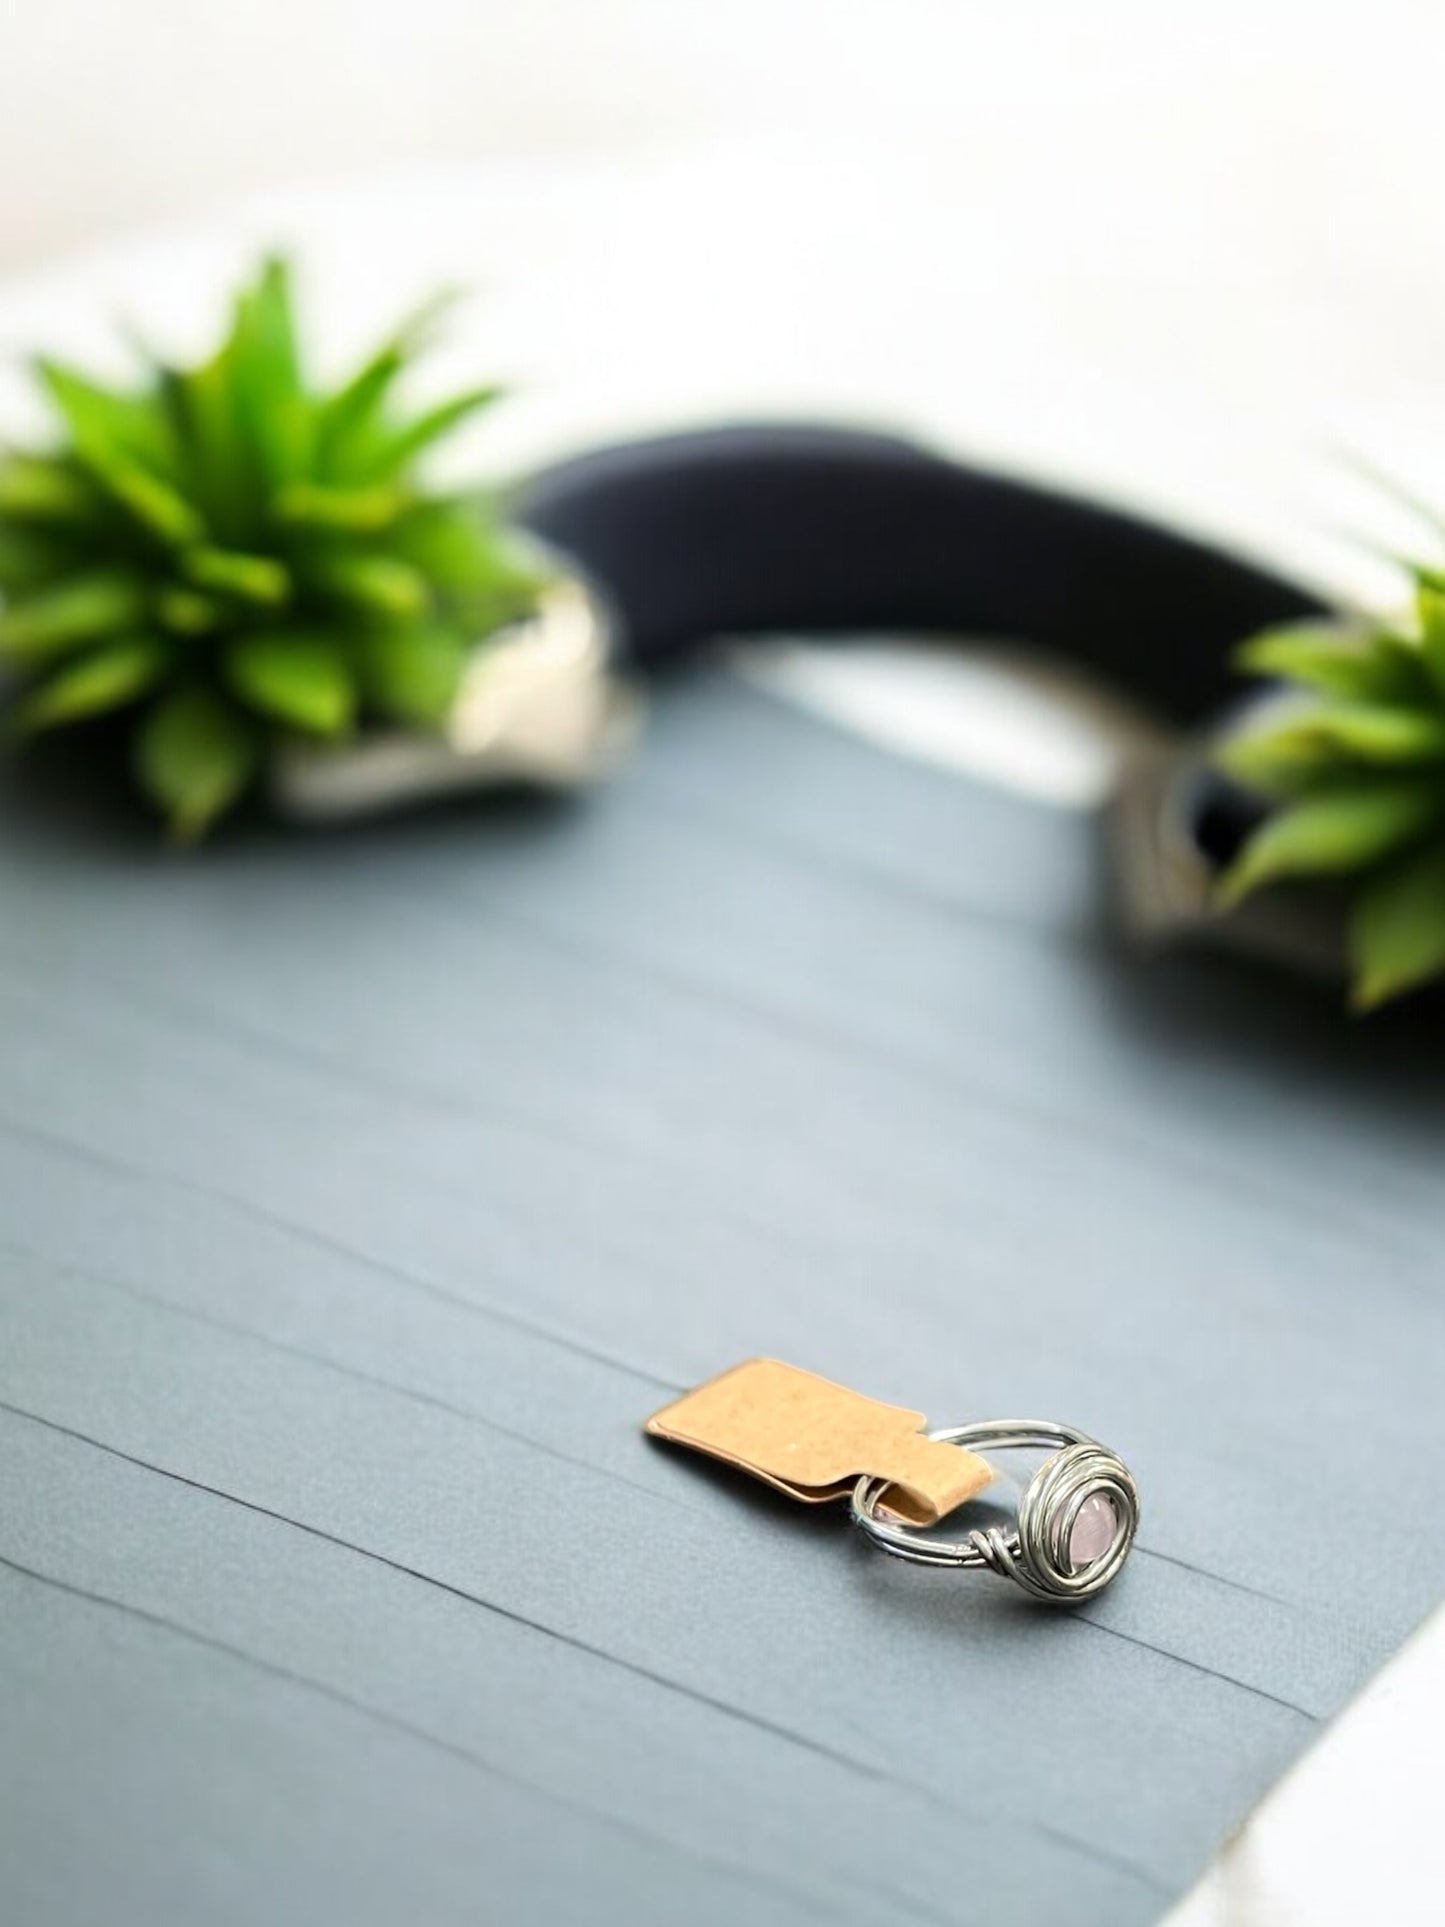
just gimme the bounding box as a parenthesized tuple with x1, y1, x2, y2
(519, 423, 1328, 728)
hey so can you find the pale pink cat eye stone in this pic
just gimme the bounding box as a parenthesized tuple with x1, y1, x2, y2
(1068, 1492, 1118, 1569)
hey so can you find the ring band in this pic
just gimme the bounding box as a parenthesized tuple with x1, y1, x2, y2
(852, 1420, 1139, 1603)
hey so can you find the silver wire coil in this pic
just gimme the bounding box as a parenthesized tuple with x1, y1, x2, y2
(851, 1420, 1139, 1604)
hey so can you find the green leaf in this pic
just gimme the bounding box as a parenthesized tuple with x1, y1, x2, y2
(10, 638, 164, 734)
(1217, 781, 1444, 905)
(1217, 701, 1445, 794)
(182, 545, 290, 607)
(1414, 578, 1445, 700)
(357, 622, 467, 727)
(387, 500, 493, 587)
(0, 570, 148, 661)
(225, 631, 355, 736)
(313, 287, 460, 480)
(390, 499, 542, 596)
(0, 456, 95, 523)
(33, 356, 201, 543)
(1350, 841, 1445, 1007)
(1287, 702, 1445, 763)
(314, 355, 403, 475)
(1214, 709, 1368, 795)
(226, 256, 312, 486)
(309, 551, 429, 620)
(132, 687, 257, 841)
(271, 481, 409, 532)
(35, 357, 175, 475)
(81, 443, 206, 546)
(362, 384, 503, 481)
(155, 586, 223, 635)
(1416, 577, 1445, 636)
(152, 260, 309, 535)
(387, 502, 546, 640)
(1236, 622, 1433, 705)
(239, 258, 303, 396)
(157, 356, 252, 541)
(0, 526, 79, 597)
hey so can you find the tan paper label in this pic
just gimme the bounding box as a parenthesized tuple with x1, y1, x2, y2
(645, 1358, 992, 1527)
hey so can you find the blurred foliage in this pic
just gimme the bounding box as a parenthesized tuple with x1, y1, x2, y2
(0, 257, 546, 838)
(1218, 573, 1445, 1007)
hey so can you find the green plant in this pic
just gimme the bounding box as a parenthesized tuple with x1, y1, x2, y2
(0, 256, 546, 837)
(1217, 572, 1445, 1007)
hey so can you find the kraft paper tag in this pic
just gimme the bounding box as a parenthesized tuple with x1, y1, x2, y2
(645, 1358, 993, 1527)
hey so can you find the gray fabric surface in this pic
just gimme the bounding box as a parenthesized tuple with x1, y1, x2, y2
(1, 662, 1442, 1927)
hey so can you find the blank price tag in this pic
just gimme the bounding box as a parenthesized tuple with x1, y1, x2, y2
(646, 1358, 992, 1527)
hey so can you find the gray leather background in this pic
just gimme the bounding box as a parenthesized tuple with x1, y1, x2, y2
(1, 663, 1442, 1926)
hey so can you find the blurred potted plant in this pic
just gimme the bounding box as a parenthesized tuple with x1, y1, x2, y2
(1216, 563, 1445, 1007)
(0, 256, 629, 838)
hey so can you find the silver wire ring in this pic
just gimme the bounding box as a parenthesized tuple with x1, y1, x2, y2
(851, 1420, 1139, 1603)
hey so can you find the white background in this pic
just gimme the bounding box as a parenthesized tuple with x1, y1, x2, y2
(6, 2, 1445, 604)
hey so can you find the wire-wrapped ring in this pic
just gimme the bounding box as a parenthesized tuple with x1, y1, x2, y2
(852, 1421, 1139, 1603)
